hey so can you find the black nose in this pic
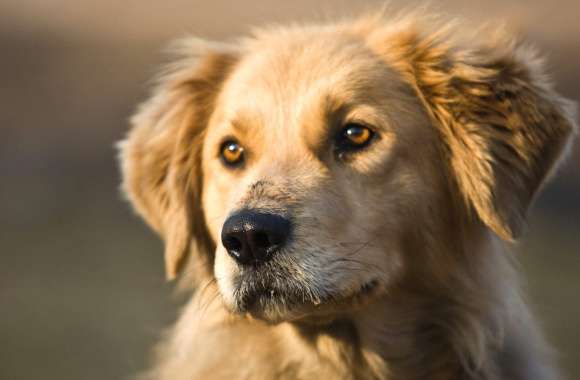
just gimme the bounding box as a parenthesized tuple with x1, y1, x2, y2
(221, 211, 291, 266)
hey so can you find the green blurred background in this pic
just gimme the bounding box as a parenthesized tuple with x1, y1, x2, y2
(0, 1, 578, 379)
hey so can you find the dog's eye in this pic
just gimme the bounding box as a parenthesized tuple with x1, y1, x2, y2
(343, 124, 373, 146)
(335, 123, 375, 156)
(220, 140, 245, 167)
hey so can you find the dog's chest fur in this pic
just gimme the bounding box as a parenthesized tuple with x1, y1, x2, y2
(149, 294, 382, 379)
(146, 291, 548, 380)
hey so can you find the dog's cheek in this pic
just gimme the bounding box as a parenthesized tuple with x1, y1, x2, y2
(214, 246, 238, 308)
(334, 190, 406, 286)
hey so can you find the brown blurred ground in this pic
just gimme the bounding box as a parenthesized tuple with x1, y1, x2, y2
(0, 1, 578, 379)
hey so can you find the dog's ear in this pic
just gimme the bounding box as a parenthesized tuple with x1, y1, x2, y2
(369, 21, 577, 240)
(119, 40, 237, 279)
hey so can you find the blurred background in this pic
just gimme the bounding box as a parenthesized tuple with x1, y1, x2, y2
(0, 1, 578, 379)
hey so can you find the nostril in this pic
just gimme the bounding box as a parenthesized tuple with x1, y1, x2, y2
(268, 232, 284, 247)
(223, 235, 242, 252)
(253, 231, 271, 250)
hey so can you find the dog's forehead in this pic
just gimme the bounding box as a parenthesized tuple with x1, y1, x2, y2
(217, 31, 392, 129)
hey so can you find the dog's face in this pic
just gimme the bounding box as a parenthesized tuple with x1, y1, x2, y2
(202, 34, 440, 321)
(120, 18, 576, 323)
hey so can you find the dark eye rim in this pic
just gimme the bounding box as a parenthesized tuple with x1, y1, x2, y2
(219, 139, 245, 168)
(334, 122, 377, 158)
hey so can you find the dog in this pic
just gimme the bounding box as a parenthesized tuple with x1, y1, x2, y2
(119, 11, 577, 380)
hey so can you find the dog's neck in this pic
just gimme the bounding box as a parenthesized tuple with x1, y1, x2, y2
(285, 300, 486, 378)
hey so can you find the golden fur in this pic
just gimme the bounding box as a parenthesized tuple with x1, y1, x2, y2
(119, 12, 577, 380)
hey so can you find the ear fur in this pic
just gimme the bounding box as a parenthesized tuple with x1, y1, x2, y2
(119, 39, 237, 279)
(367, 17, 577, 240)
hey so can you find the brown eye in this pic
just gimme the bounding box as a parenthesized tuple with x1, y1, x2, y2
(336, 123, 375, 156)
(220, 140, 245, 167)
(344, 123, 373, 146)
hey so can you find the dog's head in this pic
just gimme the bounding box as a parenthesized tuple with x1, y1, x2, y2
(120, 16, 576, 323)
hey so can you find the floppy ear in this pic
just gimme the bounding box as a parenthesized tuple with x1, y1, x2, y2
(371, 21, 577, 240)
(119, 40, 237, 279)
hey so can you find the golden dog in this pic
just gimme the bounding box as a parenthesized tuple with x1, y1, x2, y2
(119, 12, 577, 380)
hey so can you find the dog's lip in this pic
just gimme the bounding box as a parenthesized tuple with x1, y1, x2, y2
(235, 278, 381, 316)
(329, 279, 380, 304)
(358, 279, 379, 296)
(240, 286, 277, 310)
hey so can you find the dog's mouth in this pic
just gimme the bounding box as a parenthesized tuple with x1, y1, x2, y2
(231, 276, 381, 321)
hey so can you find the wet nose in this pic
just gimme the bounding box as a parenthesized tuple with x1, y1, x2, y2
(221, 210, 291, 266)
